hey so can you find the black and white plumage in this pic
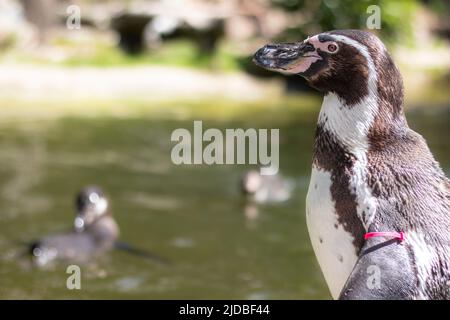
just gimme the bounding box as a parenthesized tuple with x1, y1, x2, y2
(254, 30, 450, 299)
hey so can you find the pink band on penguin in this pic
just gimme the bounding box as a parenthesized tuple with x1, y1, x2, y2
(364, 231, 405, 242)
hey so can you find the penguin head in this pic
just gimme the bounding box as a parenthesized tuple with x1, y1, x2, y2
(254, 30, 403, 108)
(74, 186, 110, 232)
(241, 170, 263, 195)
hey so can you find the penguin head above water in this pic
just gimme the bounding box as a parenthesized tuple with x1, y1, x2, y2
(74, 186, 110, 232)
(241, 170, 263, 195)
(241, 170, 293, 203)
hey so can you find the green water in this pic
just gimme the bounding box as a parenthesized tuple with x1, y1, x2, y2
(0, 107, 448, 299)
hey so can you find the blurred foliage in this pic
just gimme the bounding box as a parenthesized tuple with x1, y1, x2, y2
(61, 40, 240, 70)
(425, 0, 450, 15)
(271, 0, 420, 44)
(2, 37, 240, 71)
(61, 40, 209, 68)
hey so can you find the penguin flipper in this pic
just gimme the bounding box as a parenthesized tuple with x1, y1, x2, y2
(339, 238, 416, 300)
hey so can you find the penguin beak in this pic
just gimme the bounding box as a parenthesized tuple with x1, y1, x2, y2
(253, 41, 320, 73)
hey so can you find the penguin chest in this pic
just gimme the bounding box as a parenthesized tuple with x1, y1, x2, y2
(306, 166, 359, 299)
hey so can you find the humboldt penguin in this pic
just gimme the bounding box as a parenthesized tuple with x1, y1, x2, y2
(241, 170, 293, 203)
(254, 30, 450, 299)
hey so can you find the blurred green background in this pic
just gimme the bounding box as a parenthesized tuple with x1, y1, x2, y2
(0, 0, 449, 299)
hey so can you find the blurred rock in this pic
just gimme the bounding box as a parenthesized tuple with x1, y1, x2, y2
(19, 0, 58, 43)
(111, 1, 227, 55)
(111, 13, 153, 54)
(0, 0, 35, 49)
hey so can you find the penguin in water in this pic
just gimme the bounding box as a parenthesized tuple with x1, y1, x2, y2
(29, 186, 166, 267)
(240, 170, 295, 224)
(254, 30, 450, 299)
(241, 170, 293, 204)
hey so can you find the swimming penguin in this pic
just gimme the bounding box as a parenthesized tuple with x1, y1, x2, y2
(254, 30, 450, 299)
(241, 170, 293, 203)
(30, 186, 119, 266)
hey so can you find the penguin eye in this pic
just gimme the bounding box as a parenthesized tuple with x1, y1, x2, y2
(89, 193, 99, 203)
(327, 43, 338, 53)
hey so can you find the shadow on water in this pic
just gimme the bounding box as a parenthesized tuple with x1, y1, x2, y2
(0, 105, 448, 299)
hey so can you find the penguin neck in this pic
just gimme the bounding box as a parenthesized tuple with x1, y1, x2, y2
(316, 88, 407, 157)
(312, 89, 407, 231)
(88, 215, 119, 242)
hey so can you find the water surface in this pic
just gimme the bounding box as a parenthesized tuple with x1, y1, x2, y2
(0, 106, 448, 299)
